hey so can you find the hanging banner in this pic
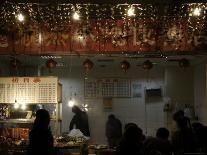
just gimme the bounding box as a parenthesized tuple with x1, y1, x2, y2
(0, 20, 206, 54)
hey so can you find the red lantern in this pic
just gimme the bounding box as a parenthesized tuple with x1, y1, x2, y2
(10, 58, 21, 69)
(143, 60, 153, 70)
(45, 59, 57, 72)
(120, 60, 130, 72)
(83, 59, 94, 72)
(179, 58, 190, 68)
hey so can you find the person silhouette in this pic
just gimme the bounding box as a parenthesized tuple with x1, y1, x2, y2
(105, 114, 122, 148)
(27, 109, 54, 155)
(69, 105, 90, 137)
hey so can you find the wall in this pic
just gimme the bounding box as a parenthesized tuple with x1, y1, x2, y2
(0, 61, 196, 144)
(194, 63, 207, 125)
(41, 65, 166, 144)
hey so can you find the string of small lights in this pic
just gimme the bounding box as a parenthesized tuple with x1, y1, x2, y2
(0, 2, 206, 32)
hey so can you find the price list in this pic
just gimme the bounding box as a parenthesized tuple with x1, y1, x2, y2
(0, 77, 58, 104)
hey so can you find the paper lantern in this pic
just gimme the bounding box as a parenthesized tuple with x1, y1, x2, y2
(120, 60, 130, 72)
(45, 59, 57, 72)
(10, 58, 21, 69)
(83, 59, 94, 71)
(179, 58, 190, 68)
(143, 60, 153, 70)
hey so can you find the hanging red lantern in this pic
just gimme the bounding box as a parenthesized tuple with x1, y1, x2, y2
(10, 58, 21, 69)
(143, 60, 153, 70)
(120, 60, 130, 72)
(178, 58, 190, 68)
(83, 59, 94, 72)
(45, 59, 57, 72)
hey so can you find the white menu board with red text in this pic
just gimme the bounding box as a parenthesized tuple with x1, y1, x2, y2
(0, 77, 58, 104)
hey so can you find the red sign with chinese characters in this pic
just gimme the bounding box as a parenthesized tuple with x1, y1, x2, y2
(0, 20, 206, 54)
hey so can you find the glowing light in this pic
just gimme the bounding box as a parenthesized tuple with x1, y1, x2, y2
(73, 12, 80, 20)
(38, 33, 42, 44)
(82, 104, 88, 112)
(21, 103, 27, 110)
(127, 7, 135, 17)
(17, 13, 24, 22)
(68, 99, 74, 107)
(78, 35, 84, 40)
(192, 7, 201, 16)
(14, 102, 19, 109)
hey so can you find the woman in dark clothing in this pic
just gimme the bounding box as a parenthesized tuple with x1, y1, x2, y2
(27, 109, 54, 155)
(116, 123, 144, 155)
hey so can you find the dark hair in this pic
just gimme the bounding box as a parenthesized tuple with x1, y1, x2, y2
(72, 105, 82, 114)
(156, 127, 169, 139)
(108, 114, 115, 119)
(124, 124, 143, 142)
(33, 109, 50, 130)
(173, 110, 184, 121)
(124, 123, 137, 131)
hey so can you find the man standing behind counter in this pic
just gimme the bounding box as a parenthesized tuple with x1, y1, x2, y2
(69, 105, 90, 137)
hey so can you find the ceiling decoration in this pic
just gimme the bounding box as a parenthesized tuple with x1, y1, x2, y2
(0, 1, 206, 55)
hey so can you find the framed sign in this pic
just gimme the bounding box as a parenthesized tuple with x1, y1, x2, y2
(0, 77, 58, 104)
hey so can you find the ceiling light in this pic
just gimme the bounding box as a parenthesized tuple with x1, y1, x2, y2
(14, 101, 19, 109)
(127, 7, 135, 17)
(17, 13, 24, 22)
(73, 12, 80, 20)
(21, 103, 27, 110)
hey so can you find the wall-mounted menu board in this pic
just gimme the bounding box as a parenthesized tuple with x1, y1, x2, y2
(0, 77, 58, 104)
(84, 78, 131, 98)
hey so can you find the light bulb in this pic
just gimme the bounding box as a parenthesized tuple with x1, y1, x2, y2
(127, 7, 135, 17)
(192, 7, 201, 16)
(14, 102, 19, 109)
(21, 103, 27, 110)
(68, 99, 74, 107)
(17, 13, 24, 22)
(73, 12, 80, 20)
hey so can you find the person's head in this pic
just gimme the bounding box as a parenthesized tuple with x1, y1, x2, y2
(72, 105, 82, 114)
(173, 110, 184, 121)
(156, 127, 169, 140)
(108, 114, 115, 120)
(124, 123, 137, 132)
(124, 123, 143, 142)
(34, 109, 50, 130)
